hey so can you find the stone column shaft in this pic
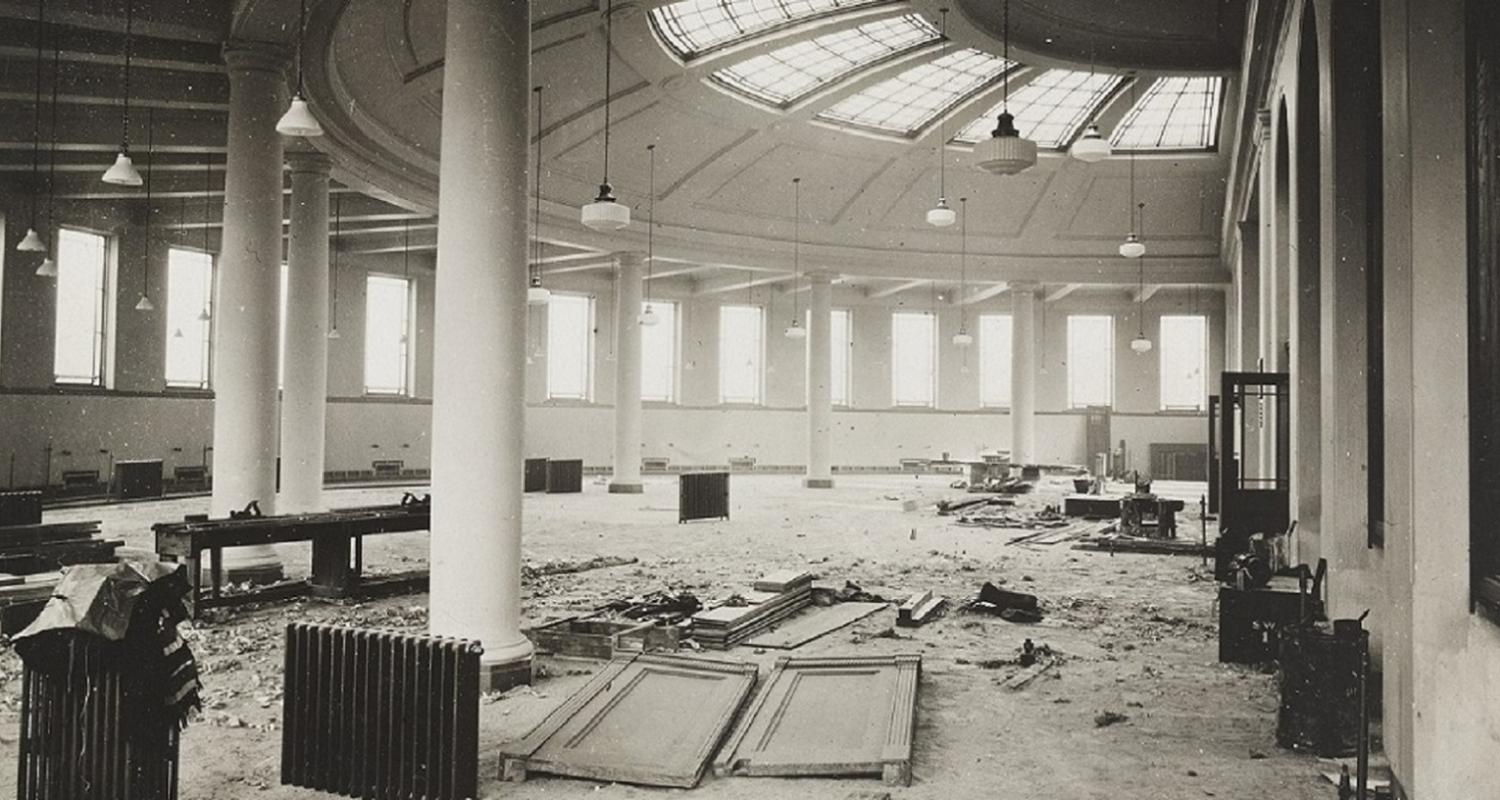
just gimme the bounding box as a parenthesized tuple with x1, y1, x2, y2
(805, 272, 834, 488)
(278, 153, 331, 514)
(610, 252, 645, 494)
(1010, 285, 1038, 465)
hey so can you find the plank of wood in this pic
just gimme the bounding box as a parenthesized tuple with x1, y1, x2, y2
(896, 592, 946, 628)
(714, 654, 922, 786)
(1072, 538, 1214, 556)
(753, 570, 814, 593)
(744, 602, 888, 649)
(500, 654, 758, 788)
(1001, 658, 1055, 690)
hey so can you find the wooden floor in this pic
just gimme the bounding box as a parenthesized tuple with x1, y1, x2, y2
(0, 474, 1332, 800)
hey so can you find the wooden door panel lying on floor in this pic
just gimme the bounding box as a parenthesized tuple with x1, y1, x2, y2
(713, 654, 921, 786)
(500, 654, 757, 788)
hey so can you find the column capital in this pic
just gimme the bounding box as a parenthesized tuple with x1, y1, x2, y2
(286, 151, 333, 176)
(806, 270, 837, 284)
(613, 250, 647, 267)
(222, 40, 292, 76)
(1010, 280, 1042, 294)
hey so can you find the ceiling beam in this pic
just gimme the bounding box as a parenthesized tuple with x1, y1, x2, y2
(644, 265, 710, 281)
(957, 282, 1010, 305)
(698, 273, 794, 296)
(1133, 284, 1163, 303)
(1045, 283, 1081, 302)
(867, 279, 928, 299)
(540, 259, 616, 276)
(536, 249, 607, 265)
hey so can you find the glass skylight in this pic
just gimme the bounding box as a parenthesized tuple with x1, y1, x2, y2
(815, 48, 1013, 136)
(953, 69, 1123, 148)
(711, 13, 939, 107)
(650, 0, 888, 61)
(1110, 76, 1223, 150)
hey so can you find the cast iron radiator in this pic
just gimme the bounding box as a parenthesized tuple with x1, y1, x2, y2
(544, 459, 583, 494)
(523, 458, 548, 493)
(0, 489, 42, 527)
(679, 472, 730, 523)
(17, 645, 181, 800)
(281, 623, 482, 800)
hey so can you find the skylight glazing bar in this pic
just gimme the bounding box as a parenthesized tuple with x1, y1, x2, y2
(1109, 76, 1224, 150)
(814, 48, 1013, 136)
(710, 13, 939, 107)
(651, 0, 890, 61)
(952, 69, 1123, 148)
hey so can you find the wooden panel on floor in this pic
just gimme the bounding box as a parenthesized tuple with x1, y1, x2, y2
(713, 654, 922, 786)
(499, 653, 758, 789)
(743, 602, 888, 649)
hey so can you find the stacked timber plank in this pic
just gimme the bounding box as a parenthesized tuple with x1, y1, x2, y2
(0, 520, 119, 575)
(691, 570, 812, 650)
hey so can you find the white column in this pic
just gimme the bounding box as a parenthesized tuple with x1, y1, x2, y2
(805, 271, 834, 488)
(1010, 283, 1038, 465)
(609, 252, 645, 494)
(211, 44, 287, 580)
(429, 0, 533, 689)
(278, 152, 331, 514)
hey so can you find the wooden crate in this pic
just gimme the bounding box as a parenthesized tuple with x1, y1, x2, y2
(527, 615, 680, 659)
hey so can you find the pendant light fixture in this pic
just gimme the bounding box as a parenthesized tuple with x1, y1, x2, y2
(35, 37, 58, 277)
(952, 197, 973, 347)
(925, 8, 957, 227)
(1130, 202, 1153, 353)
(1069, 49, 1112, 163)
(975, 0, 1036, 176)
(529, 85, 551, 305)
(1118, 78, 1146, 258)
(18, 0, 47, 253)
(133, 107, 155, 312)
(581, 0, 629, 231)
(276, 0, 324, 137)
(785, 177, 807, 340)
(197, 155, 212, 321)
(639, 144, 660, 327)
(328, 194, 341, 339)
(102, 0, 143, 186)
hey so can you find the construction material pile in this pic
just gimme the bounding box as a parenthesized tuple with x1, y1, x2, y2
(690, 570, 812, 650)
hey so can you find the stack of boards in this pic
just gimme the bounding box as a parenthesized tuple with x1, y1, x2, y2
(691, 570, 812, 650)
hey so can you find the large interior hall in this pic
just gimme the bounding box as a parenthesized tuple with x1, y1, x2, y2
(0, 0, 1491, 798)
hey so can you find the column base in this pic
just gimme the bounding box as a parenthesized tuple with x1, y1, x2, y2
(803, 477, 835, 489)
(608, 482, 644, 494)
(481, 653, 534, 693)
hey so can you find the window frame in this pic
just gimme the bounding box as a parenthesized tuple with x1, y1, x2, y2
(648, 0, 892, 62)
(1066, 314, 1115, 410)
(51, 226, 114, 388)
(816, 48, 1015, 137)
(977, 312, 1013, 409)
(1109, 76, 1225, 153)
(163, 246, 216, 390)
(718, 303, 766, 405)
(1157, 314, 1209, 412)
(362, 272, 416, 397)
(890, 310, 937, 408)
(545, 291, 596, 402)
(641, 299, 680, 404)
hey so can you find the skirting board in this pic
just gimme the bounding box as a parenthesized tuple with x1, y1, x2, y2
(499, 653, 757, 788)
(713, 654, 922, 786)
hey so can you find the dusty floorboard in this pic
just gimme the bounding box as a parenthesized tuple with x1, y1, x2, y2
(0, 475, 1328, 799)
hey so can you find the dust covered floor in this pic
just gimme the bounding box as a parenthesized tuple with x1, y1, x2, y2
(0, 475, 1331, 799)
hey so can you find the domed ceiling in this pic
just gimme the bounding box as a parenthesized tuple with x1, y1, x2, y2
(231, 0, 1241, 294)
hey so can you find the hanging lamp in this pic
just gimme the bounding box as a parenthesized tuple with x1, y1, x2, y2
(925, 8, 957, 227)
(328, 194, 341, 339)
(102, 0, 142, 186)
(18, 0, 47, 253)
(276, 0, 324, 137)
(785, 178, 807, 340)
(639, 144, 660, 327)
(975, 0, 1036, 176)
(1130, 203, 1153, 353)
(581, 0, 629, 231)
(1069, 49, 1112, 163)
(528, 86, 551, 305)
(132, 107, 156, 312)
(952, 197, 973, 347)
(1118, 78, 1146, 258)
(197, 155, 212, 320)
(36, 36, 59, 276)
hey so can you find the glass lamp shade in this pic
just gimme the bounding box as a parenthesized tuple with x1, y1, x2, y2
(1119, 233, 1146, 258)
(276, 96, 324, 137)
(785, 321, 807, 340)
(639, 304, 660, 326)
(172, 328, 185, 339)
(974, 112, 1038, 175)
(926, 199, 957, 227)
(17, 227, 45, 252)
(327, 327, 341, 340)
(952, 330, 974, 347)
(102, 151, 143, 186)
(35, 256, 56, 277)
(1069, 124, 1112, 163)
(527, 276, 552, 305)
(197, 307, 212, 322)
(1130, 334, 1153, 353)
(134, 293, 155, 312)
(581, 184, 630, 231)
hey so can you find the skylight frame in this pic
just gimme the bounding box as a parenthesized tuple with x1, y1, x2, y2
(952, 68, 1125, 149)
(650, 0, 893, 62)
(709, 13, 941, 108)
(814, 47, 1016, 138)
(1109, 76, 1225, 152)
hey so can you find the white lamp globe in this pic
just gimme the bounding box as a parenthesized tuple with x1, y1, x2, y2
(1130, 334, 1153, 353)
(276, 95, 324, 137)
(17, 227, 45, 252)
(785, 321, 806, 340)
(639, 304, 660, 326)
(1119, 233, 1146, 259)
(1069, 124, 1112, 163)
(102, 151, 143, 186)
(926, 198, 957, 227)
(527, 276, 551, 305)
(952, 330, 974, 347)
(581, 183, 630, 231)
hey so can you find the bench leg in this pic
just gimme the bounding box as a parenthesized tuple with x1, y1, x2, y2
(184, 553, 201, 618)
(209, 548, 223, 598)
